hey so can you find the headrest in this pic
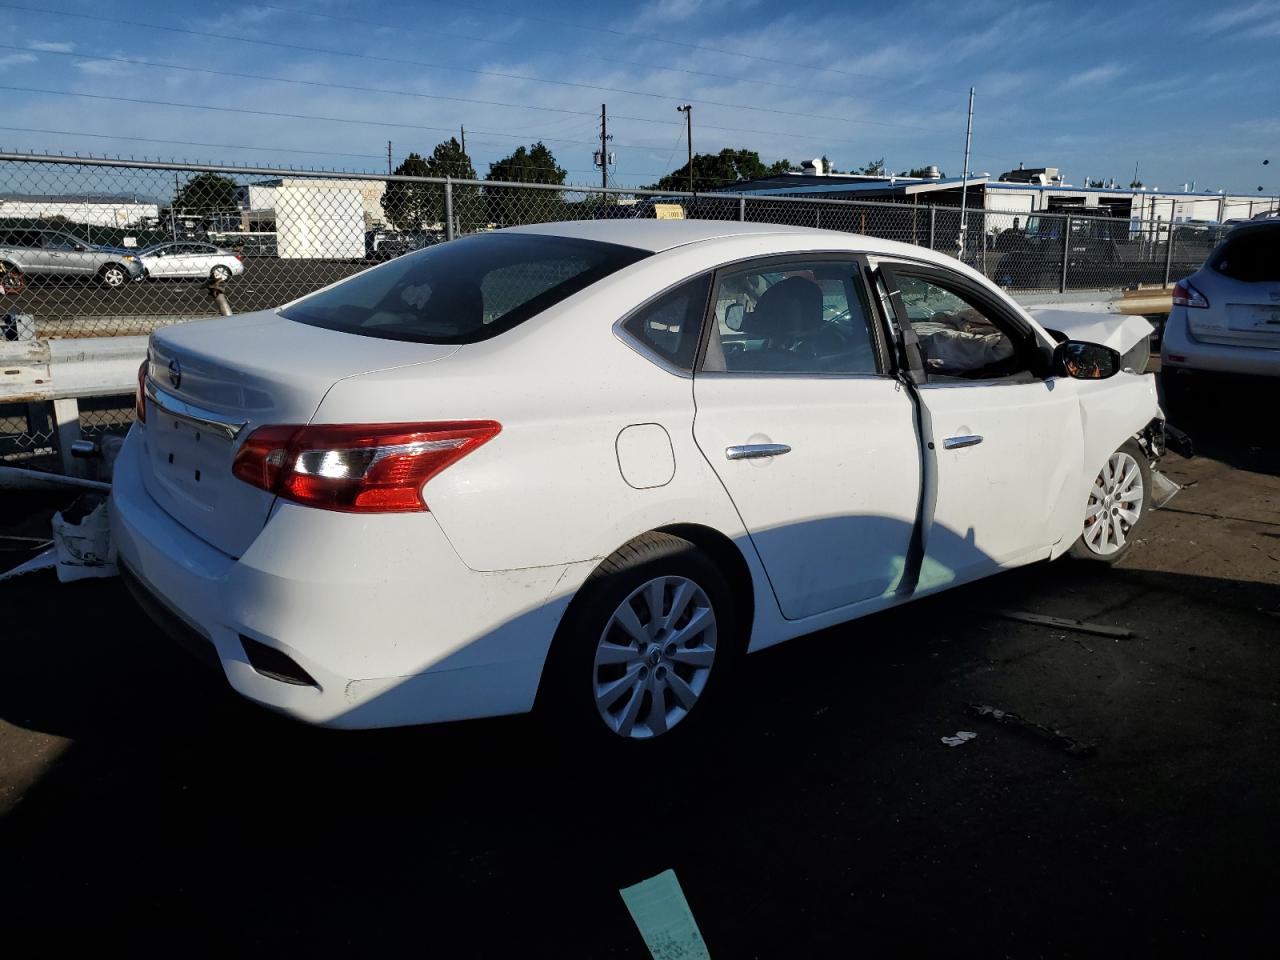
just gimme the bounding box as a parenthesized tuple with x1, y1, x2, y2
(742, 276, 824, 338)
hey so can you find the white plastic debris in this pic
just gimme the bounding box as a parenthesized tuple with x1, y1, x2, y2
(51, 499, 117, 582)
(0, 546, 57, 582)
(941, 731, 978, 747)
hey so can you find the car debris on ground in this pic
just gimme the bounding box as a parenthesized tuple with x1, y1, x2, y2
(965, 703, 1097, 757)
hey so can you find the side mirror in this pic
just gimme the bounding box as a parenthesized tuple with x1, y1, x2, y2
(724, 302, 744, 332)
(76, 243, 88, 252)
(1055, 340, 1121, 380)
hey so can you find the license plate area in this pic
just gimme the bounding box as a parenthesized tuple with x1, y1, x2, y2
(150, 416, 233, 508)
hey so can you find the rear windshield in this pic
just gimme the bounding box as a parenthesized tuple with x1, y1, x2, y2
(1212, 229, 1280, 282)
(281, 232, 650, 343)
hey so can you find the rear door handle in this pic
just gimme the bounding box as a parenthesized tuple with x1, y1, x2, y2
(726, 443, 791, 461)
(943, 434, 983, 450)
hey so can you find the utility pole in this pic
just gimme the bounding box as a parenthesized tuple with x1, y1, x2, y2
(957, 86, 974, 261)
(677, 104, 693, 193)
(387, 141, 392, 175)
(460, 126, 466, 158)
(599, 104, 611, 190)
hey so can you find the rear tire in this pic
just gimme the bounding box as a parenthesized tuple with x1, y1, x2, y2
(538, 532, 740, 751)
(210, 265, 232, 283)
(1068, 439, 1151, 564)
(0, 261, 26, 294)
(99, 263, 128, 289)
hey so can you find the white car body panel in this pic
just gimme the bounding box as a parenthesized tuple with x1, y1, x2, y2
(912, 379, 1079, 589)
(1029, 309, 1155, 355)
(692, 373, 920, 619)
(110, 220, 1163, 730)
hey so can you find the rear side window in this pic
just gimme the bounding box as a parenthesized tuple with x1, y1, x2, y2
(281, 233, 649, 343)
(620, 275, 711, 371)
(1212, 229, 1280, 282)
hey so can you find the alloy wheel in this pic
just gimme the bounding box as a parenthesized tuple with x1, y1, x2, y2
(593, 575, 717, 739)
(1083, 451, 1144, 556)
(102, 267, 125, 287)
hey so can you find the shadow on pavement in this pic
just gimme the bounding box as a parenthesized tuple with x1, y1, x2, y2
(2, 553, 1279, 956)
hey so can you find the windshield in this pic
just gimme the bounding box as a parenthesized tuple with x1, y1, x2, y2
(280, 232, 650, 344)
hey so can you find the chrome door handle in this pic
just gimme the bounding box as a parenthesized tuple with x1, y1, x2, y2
(942, 434, 983, 450)
(726, 443, 791, 461)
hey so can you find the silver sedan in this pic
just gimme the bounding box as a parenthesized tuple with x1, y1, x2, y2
(138, 242, 245, 282)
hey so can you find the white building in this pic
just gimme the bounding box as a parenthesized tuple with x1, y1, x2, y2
(0, 194, 159, 227)
(238, 178, 385, 259)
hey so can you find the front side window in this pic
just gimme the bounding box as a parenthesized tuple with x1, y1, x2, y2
(620, 274, 711, 372)
(43, 233, 80, 251)
(281, 233, 649, 344)
(891, 274, 1027, 381)
(703, 260, 879, 375)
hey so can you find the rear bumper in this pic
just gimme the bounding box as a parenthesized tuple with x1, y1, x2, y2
(1162, 307, 1280, 377)
(109, 427, 576, 729)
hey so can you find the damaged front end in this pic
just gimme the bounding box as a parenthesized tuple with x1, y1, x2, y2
(1137, 418, 1193, 509)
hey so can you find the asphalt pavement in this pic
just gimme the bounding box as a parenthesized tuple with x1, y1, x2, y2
(1, 379, 1278, 957)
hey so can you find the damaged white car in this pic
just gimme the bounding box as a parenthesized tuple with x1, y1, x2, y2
(110, 220, 1173, 744)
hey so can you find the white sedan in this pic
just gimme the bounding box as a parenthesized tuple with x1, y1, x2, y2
(110, 220, 1166, 744)
(138, 241, 245, 282)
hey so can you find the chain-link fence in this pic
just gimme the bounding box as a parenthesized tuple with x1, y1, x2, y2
(0, 152, 1254, 465)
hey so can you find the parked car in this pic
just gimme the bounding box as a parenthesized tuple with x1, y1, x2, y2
(137, 241, 245, 281)
(112, 220, 1167, 745)
(365, 230, 438, 261)
(0, 228, 144, 290)
(1162, 220, 1280, 396)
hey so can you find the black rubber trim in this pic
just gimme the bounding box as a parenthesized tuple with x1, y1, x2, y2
(239, 635, 317, 687)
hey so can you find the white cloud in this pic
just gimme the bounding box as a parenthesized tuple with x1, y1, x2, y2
(1063, 63, 1125, 90)
(28, 40, 74, 53)
(74, 59, 131, 77)
(1203, 1, 1278, 31)
(0, 52, 37, 67)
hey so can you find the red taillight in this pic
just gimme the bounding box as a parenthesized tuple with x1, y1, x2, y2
(135, 359, 148, 423)
(231, 421, 501, 513)
(235, 254, 243, 262)
(1172, 279, 1209, 308)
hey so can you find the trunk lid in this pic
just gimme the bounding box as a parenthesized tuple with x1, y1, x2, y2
(141, 309, 458, 557)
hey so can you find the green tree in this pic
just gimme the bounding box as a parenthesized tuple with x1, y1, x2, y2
(382, 152, 438, 231)
(859, 158, 887, 176)
(382, 140, 482, 232)
(899, 166, 946, 178)
(173, 172, 239, 216)
(648, 148, 795, 192)
(485, 142, 568, 225)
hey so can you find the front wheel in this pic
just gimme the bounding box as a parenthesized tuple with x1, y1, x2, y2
(1069, 439, 1151, 563)
(99, 264, 128, 289)
(538, 532, 740, 748)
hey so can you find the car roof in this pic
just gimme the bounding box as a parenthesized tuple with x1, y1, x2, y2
(501, 217, 968, 273)
(503, 218, 854, 253)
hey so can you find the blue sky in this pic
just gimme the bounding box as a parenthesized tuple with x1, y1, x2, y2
(0, 0, 1277, 192)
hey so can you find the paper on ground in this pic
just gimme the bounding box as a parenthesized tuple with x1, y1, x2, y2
(619, 869, 711, 960)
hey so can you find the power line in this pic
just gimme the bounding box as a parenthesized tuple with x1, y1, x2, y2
(0, 123, 812, 186)
(0, 3, 950, 133)
(0, 47, 900, 152)
(22, 42, 914, 146)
